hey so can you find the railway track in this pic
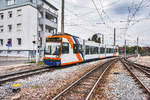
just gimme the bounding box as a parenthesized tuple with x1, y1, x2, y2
(52, 59, 117, 100)
(124, 59, 150, 76)
(132, 61, 150, 73)
(120, 58, 150, 97)
(0, 67, 52, 85)
(0, 58, 115, 85)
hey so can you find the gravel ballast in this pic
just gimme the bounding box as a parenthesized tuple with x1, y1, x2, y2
(90, 61, 148, 100)
(128, 56, 150, 67)
(0, 64, 43, 75)
(0, 59, 107, 100)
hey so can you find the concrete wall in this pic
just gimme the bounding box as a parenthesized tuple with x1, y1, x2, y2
(0, 5, 37, 57)
(0, 5, 37, 51)
(0, 0, 58, 57)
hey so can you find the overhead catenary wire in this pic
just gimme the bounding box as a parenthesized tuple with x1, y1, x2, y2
(91, 0, 105, 23)
(50, 0, 150, 46)
(51, 0, 102, 34)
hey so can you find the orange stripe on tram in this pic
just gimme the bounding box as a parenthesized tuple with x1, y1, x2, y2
(43, 57, 61, 60)
(76, 53, 83, 62)
(99, 57, 105, 59)
(65, 36, 83, 62)
(114, 53, 117, 56)
(46, 35, 83, 64)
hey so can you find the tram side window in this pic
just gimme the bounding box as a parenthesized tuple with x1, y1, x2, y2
(90, 46, 95, 54)
(96, 47, 99, 54)
(109, 48, 112, 53)
(106, 48, 109, 53)
(99, 47, 101, 54)
(85, 46, 90, 55)
(112, 48, 114, 53)
(44, 46, 51, 55)
(90, 46, 92, 54)
(62, 42, 69, 54)
(74, 44, 83, 53)
(114, 48, 118, 52)
(100, 47, 105, 54)
(94, 47, 98, 54)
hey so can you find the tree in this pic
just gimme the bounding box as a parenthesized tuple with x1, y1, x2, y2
(91, 34, 101, 43)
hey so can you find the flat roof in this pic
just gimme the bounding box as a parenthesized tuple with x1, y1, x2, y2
(43, 0, 58, 10)
(52, 33, 79, 38)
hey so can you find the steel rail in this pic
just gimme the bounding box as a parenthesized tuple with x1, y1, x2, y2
(0, 67, 49, 79)
(0, 68, 51, 85)
(131, 65, 150, 77)
(52, 59, 116, 100)
(0, 58, 116, 85)
(125, 59, 150, 76)
(124, 59, 150, 70)
(85, 60, 115, 100)
(120, 59, 150, 96)
(134, 63, 150, 69)
(133, 63, 150, 72)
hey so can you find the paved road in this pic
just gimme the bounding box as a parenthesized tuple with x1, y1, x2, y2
(0, 57, 34, 66)
(0, 60, 29, 66)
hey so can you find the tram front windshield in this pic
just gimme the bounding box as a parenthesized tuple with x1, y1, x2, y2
(44, 38, 61, 56)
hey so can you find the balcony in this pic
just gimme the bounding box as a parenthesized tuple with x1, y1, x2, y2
(40, 8, 58, 18)
(39, 31, 54, 37)
(39, 18, 57, 29)
(45, 9, 58, 18)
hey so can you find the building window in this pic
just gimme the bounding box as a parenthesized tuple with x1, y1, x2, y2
(17, 38, 21, 45)
(17, 9, 22, 16)
(17, 51, 21, 54)
(7, 0, 15, 6)
(0, 26, 4, 33)
(7, 39, 12, 46)
(8, 11, 12, 18)
(8, 25, 12, 32)
(0, 39, 3, 46)
(30, 0, 33, 3)
(0, 13, 4, 20)
(0, 51, 3, 54)
(17, 23, 22, 31)
(8, 50, 11, 54)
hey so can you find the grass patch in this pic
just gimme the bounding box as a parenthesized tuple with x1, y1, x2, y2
(26, 60, 44, 66)
(28, 61, 36, 63)
(37, 61, 44, 65)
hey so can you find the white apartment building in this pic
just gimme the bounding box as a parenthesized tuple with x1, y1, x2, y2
(0, 0, 58, 57)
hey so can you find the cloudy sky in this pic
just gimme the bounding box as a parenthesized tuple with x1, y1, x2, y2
(48, 0, 150, 46)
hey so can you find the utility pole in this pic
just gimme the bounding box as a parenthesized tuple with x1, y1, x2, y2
(124, 40, 127, 58)
(114, 28, 116, 46)
(102, 34, 104, 44)
(36, 0, 41, 63)
(137, 37, 139, 56)
(61, 0, 65, 34)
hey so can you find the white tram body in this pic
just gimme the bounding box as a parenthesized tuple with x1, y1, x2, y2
(43, 33, 119, 66)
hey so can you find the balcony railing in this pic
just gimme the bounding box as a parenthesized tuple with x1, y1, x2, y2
(39, 18, 57, 28)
